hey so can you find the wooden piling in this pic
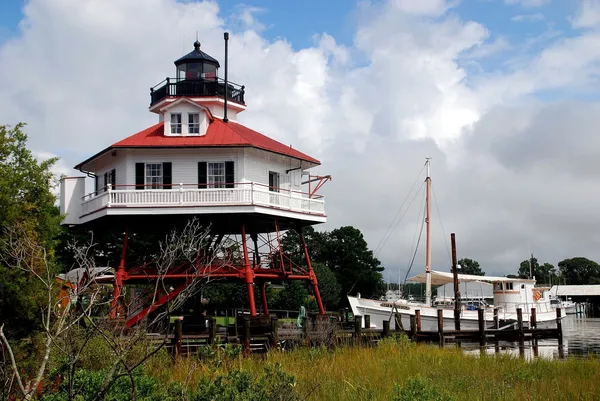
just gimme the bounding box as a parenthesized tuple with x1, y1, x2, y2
(382, 320, 390, 338)
(556, 308, 563, 347)
(394, 312, 404, 331)
(271, 316, 279, 349)
(354, 316, 362, 341)
(493, 307, 499, 329)
(437, 309, 444, 347)
(173, 318, 182, 357)
(410, 315, 417, 340)
(364, 314, 371, 329)
(450, 233, 461, 331)
(243, 316, 251, 355)
(208, 317, 217, 344)
(478, 308, 486, 347)
(516, 308, 524, 351)
(530, 308, 537, 329)
(415, 310, 422, 332)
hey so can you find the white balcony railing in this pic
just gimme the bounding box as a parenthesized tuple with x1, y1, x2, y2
(80, 182, 325, 218)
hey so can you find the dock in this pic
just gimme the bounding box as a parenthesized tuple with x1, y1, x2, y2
(151, 307, 565, 357)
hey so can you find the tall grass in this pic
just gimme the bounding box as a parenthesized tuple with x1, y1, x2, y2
(146, 336, 600, 401)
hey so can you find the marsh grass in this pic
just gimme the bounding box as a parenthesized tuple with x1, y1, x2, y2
(146, 336, 600, 401)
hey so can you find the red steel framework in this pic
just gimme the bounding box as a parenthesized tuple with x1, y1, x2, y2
(106, 218, 326, 327)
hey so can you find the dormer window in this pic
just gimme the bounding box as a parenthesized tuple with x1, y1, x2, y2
(170, 113, 182, 134)
(189, 113, 200, 134)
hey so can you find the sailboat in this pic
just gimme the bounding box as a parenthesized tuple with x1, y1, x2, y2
(347, 158, 558, 331)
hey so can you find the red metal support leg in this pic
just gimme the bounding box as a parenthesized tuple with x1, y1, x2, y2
(241, 224, 257, 316)
(111, 229, 128, 319)
(298, 228, 325, 315)
(261, 282, 269, 316)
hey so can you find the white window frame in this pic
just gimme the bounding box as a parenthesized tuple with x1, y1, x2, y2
(188, 113, 200, 135)
(269, 171, 280, 192)
(145, 163, 163, 189)
(207, 162, 225, 188)
(170, 113, 182, 134)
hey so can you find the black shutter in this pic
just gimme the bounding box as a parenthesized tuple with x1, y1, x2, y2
(104, 172, 109, 192)
(198, 162, 207, 189)
(111, 169, 116, 188)
(225, 161, 234, 188)
(135, 163, 145, 190)
(163, 162, 172, 189)
(94, 175, 99, 194)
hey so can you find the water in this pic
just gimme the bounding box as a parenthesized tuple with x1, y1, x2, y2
(460, 314, 600, 360)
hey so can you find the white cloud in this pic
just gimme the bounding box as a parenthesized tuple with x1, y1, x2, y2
(571, 0, 600, 29)
(511, 13, 546, 22)
(505, 0, 551, 7)
(2, 0, 600, 280)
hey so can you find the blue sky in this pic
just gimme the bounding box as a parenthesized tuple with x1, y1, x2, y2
(0, 0, 583, 51)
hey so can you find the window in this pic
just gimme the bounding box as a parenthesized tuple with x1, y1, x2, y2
(145, 163, 163, 189)
(188, 113, 200, 134)
(170, 113, 182, 134)
(269, 171, 280, 192)
(103, 169, 116, 192)
(207, 162, 225, 188)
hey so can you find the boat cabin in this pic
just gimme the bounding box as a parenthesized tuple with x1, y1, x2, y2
(60, 41, 328, 230)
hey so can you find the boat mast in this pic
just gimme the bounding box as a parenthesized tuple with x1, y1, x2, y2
(425, 157, 432, 306)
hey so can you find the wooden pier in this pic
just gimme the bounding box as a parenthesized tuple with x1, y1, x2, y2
(153, 307, 565, 356)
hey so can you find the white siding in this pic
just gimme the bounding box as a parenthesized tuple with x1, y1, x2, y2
(243, 148, 305, 192)
(125, 148, 243, 186)
(163, 103, 209, 137)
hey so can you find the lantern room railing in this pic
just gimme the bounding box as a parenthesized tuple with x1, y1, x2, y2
(80, 182, 325, 218)
(150, 77, 245, 106)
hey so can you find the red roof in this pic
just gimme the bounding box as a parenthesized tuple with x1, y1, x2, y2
(76, 119, 320, 169)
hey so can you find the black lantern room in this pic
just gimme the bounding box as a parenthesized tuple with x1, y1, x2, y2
(174, 40, 220, 81)
(150, 39, 245, 106)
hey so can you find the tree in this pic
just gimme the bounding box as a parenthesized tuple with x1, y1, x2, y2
(1, 219, 228, 400)
(558, 257, 600, 285)
(456, 258, 484, 276)
(518, 257, 557, 284)
(312, 262, 341, 309)
(0, 123, 63, 339)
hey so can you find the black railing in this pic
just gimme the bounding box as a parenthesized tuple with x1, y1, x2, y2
(150, 77, 245, 106)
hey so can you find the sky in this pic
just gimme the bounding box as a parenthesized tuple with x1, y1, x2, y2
(1, 0, 600, 283)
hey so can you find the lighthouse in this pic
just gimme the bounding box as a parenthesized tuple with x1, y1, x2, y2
(59, 36, 330, 327)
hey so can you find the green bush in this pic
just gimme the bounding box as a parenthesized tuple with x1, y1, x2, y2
(193, 363, 299, 401)
(393, 376, 455, 401)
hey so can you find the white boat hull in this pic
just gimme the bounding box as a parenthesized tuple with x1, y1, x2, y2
(348, 296, 557, 332)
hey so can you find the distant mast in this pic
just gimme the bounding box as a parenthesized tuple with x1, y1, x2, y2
(425, 157, 432, 306)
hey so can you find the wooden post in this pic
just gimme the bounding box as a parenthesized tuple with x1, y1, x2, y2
(530, 307, 537, 329)
(225, 309, 229, 342)
(415, 310, 422, 332)
(234, 309, 239, 341)
(437, 309, 444, 347)
(271, 316, 279, 349)
(516, 308, 524, 352)
(410, 315, 417, 340)
(478, 308, 486, 347)
(383, 320, 390, 338)
(364, 315, 370, 329)
(354, 316, 362, 343)
(556, 308, 563, 347)
(173, 318, 183, 357)
(450, 233, 461, 331)
(493, 307, 499, 330)
(243, 316, 251, 355)
(208, 317, 217, 345)
(394, 312, 403, 331)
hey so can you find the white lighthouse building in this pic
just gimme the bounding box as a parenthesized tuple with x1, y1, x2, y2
(59, 36, 329, 325)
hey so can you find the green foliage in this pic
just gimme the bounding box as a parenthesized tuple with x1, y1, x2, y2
(272, 281, 309, 311)
(0, 123, 63, 338)
(456, 258, 484, 276)
(518, 258, 557, 284)
(393, 376, 456, 401)
(558, 257, 600, 285)
(194, 364, 300, 401)
(311, 262, 341, 309)
(281, 226, 385, 303)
